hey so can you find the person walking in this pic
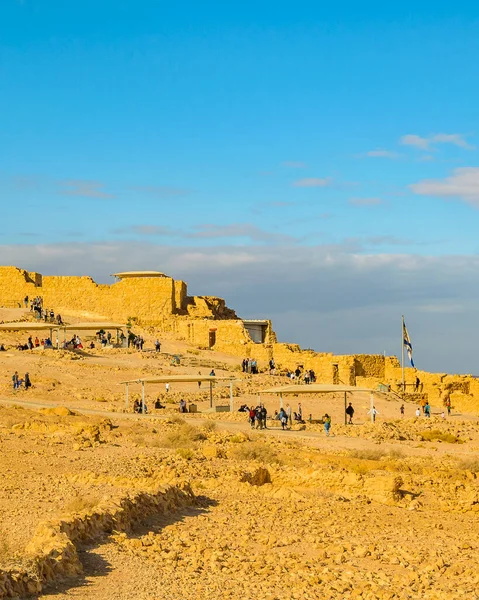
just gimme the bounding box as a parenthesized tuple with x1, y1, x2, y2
(286, 403, 292, 428)
(323, 414, 331, 436)
(12, 371, 19, 390)
(24, 373, 32, 390)
(345, 402, 355, 424)
(400, 404, 405, 418)
(367, 406, 379, 423)
(165, 382, 170, 393)
(424, 402, 431, 418)
(279, 407, 288, 430)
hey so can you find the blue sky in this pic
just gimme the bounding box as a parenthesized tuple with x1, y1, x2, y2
(2, 1, 479, 372)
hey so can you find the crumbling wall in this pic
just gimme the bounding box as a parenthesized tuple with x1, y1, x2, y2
(0, 266, 41, 307)
(42, 275, 177, 324)
(0, 481, 195, 598)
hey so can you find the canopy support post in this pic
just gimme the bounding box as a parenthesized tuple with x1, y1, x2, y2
(370, 391, 374, 423)
(209, 381, 213, 409)
(125, 383, 129, 410)
(141, 381, 145, 414)
(229, 380, 233, 412)
(279, 392, 283, 409)
(344, 392, 347, 425)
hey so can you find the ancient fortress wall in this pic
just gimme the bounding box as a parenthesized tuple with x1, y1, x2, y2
(0, 266, 42, 307)
(2, 265, 479, 414)
(42, 275, 178, 324)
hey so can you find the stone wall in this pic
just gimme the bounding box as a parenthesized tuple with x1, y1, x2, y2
(0, 481, 195, 598)
(0, 266, 41, 307)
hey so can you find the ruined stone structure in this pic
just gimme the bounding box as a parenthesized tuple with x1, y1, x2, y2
(1, 265, 479, 413)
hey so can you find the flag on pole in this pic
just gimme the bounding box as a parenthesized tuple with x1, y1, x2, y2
(403, 320, 415, 368)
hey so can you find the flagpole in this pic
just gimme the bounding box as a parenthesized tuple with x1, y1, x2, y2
(401, 315, 405, 393)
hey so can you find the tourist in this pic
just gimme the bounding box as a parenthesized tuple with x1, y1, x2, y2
(133, 399, 141, 413)
(269, 358, 275, 375)
(286, 403, 292, 427)
(249, 406, 256, 428)
(415, 376, 421, 392)
(415, 407, 421, 417)
(24, 295, 29, 308)
(304, 371, 310, 385)
(367, 406, 379, 423)
(258, 404, 267, 430)
(34, 336, 40, 347)
(279, 407, 288, 430)
(198, 371, 202, 388)
(210, 369, 215, 377)
(24, 372, 32, 390)
(424, 402, 431, 418)
(345, 402, 355, 424)
(179, 399, 187, 413)
(400, 404, 405, 418)
(155, 339, 161, 352)
(446, 400, 451, 416)
(107, 332, 112, 344)
(298, 402, 303, 421)
(89, 341, 95, 349)
(154, 398, 165, 409)
(323, 414, 332, 436)
(165, 382, 170, 393)
(441, 410, 446, 419)
(12, 371, 19, 390)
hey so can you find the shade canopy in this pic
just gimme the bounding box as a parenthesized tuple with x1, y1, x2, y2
(0, 322, 58, 331)
(64, 322, 126, 331)
(120, 375, 236, 385)
(260, 384, 375, 395)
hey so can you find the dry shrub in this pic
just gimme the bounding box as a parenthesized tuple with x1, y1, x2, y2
(349, 448, 387, 461)
(459, 457, 479, 472)
(65, 494, 101, 514)
(229, 433, 250, 444)
(202, 421, 217, 432)
(420, 430, 463, 444)
(230, 441, 281, 464)
(176, 448, 195, 460)
(168, 416, 186, 425)
(161, 424, 206, 449)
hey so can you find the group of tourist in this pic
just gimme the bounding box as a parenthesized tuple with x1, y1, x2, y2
(129, 335, 145, 351)
(286, 367, 316, 383)
(17, 336, 54, 350)
(12, 371, 32, 390)
(241, 358, 259, 374)
(29, 297, 63, 325)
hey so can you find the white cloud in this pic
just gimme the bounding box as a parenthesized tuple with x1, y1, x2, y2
(401, 133, 474, 151)
(2, 241, 479, 373)
(400, 135, 430, 150)
(349, 197, 383, 206)
(364, 149, 399, 159)
(59, 180, 114, 199)
(293, 178, 330, 187)
(410, 167, 479, 206)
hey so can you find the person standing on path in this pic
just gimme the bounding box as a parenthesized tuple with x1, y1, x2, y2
(12, 371, 19, 390)
(345, 402, 355, 424)
(286, 403, 292, 428)
(400, 404, 405, 418)
(165, 382, 170, 393)
(279, 407, 288, 430)
(367, 406, 379, 423)
(323, 414, 331, 436)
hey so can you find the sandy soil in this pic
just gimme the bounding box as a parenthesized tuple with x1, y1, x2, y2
(1, 309, 479, 599)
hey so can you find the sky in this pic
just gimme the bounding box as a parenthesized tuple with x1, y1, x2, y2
(1, 1, 479, 373)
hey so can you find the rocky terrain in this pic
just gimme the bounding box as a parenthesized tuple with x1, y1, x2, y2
(1, 309, 479, 599)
